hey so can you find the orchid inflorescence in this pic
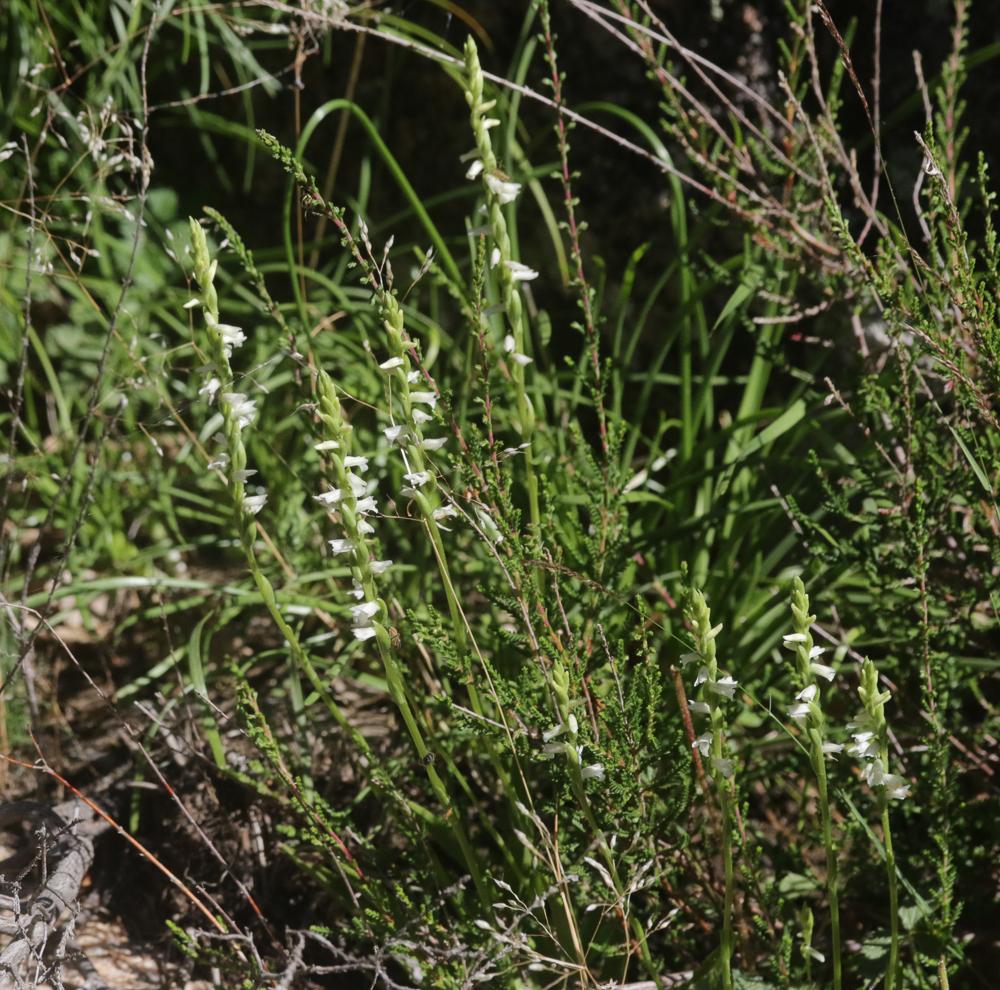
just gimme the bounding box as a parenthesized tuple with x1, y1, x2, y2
(186, 219, 267, 526)
(312, 368, 392, 646)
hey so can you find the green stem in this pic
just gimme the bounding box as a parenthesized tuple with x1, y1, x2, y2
(814, 744, 842, 990)
(371, 624, 490, 910)
(716, 744, 735, 990)
(938, 955, 950, 990)
(882, 797, 900, 990)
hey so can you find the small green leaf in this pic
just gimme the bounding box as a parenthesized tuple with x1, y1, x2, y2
(778, 871, 819, 897)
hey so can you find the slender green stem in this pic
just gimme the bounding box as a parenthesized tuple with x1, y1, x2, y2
(370, 620, 490, 910)
(279, 98, 464, 328)
(882, 796, 900, 990)
(814, 740, 842, 990)
(938, 955, 950, 990)
(715, 732, 735, 990)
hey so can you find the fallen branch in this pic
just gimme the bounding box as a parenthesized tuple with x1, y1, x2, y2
(0, 799, 106, 989)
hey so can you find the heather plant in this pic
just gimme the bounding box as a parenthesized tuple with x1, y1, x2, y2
(1, 2, 998, 989)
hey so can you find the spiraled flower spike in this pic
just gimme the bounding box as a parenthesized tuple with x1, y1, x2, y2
(684, 587, 736, 990)
(376, 292, 442, 504)
(186, 218, 388, 840)
(852, 657, 907, 990)
(187, 219, 260, 529)
(785, 576, 842, 990)
(463, 37, 540, 537)
(313, 369, 388, 641)
(311, 366, 489, 910)
(859, 658, 893, 724)
(188, 218, 218, 319)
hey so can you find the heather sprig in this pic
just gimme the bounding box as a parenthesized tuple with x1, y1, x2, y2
(541, 660, 662, 987)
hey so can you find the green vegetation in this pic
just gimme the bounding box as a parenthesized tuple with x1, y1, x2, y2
(1, 1, 997, 987)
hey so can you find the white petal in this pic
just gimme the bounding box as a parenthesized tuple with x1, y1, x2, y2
(886, 778, 911, 800)
(218, 323, 245, 348)
(350, 600, 380, 623)
(314, 487, 343, 506)
(787, 703, 811, 723)
(505, 260, 539, 282)
(711, 757, 733, 778)
(346, 472, 368, 496)
(709, 675, 738, 699)
(222, 392, 256, 429)
(465, 159, 484, 180)
(379, 357, 404, 370)
(243, 493, 267, 515)
(199, 377, 221, 401)
(485, 173, 521, 204)
(410, 391, 437, 408)
(355, 495, 378, 515)
(866, 758, 907, 789)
